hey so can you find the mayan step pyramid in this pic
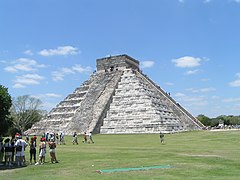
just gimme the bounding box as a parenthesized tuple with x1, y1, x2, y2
(29, 54, 204, 135)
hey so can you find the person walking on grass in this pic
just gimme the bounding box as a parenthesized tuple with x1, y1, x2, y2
(88, 132, 94, 144)
(48, 137, 58, 163)
(159, 131, 164, 144)
(82, 132, 87, 143)
(72, 132, 78, 145)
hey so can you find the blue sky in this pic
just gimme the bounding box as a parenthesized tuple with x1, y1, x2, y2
(0, 0, 240, 118)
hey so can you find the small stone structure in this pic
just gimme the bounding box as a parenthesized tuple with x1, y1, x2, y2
(29, 54, 204, 135)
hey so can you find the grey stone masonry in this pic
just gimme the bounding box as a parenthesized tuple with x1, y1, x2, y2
(100, 69, 184, 134)
(27, 54, 204, 135)
(97, 54, 139, 72)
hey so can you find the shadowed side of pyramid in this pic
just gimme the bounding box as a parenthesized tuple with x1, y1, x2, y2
(28, 54, 204, 135)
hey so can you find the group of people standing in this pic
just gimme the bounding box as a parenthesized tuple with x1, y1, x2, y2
(34, 135, 58, 165)
(0, 134, 29, 167)
(0, 132, 59, 168)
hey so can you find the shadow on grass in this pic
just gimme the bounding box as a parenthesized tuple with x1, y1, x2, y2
(0, 163, 27, 171)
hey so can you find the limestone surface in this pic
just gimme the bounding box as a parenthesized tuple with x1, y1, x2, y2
(28, 54, 204, 135)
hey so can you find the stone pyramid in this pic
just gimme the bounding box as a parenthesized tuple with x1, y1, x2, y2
(29, 54, 204, 135)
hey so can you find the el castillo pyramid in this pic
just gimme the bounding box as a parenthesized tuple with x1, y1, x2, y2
(29, 54, 204, 135)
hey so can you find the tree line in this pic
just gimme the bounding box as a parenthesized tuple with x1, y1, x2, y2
(197, 114, 240, 127)
(0, 85, 46, 136)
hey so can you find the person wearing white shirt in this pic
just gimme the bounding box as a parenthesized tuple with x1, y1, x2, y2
(15, 135, 28, 166)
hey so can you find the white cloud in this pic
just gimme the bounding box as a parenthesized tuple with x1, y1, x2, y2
(33, 93, 62, 99)
(4, 58, 46, 73)
(52, 65, 92, 81)
(175, 93, 186, 98)
(165, 82, 174, 86)
(13, 73, 45, 88)
(13, 83, 25, 89)
(186, 87, 216, 93)
(39, 46, 80, 56)
(185, 69, 199, 75)
(61, 67, 75, 74)
(72, 64, 92, 73)
(201, 78, 210, 82)
(45, 93, 62, 98)
(172, 56, 201, 68)
(140, 61, 155, 68)
(174, 92, 208, 106)
(229, 73, 240, 87)
(52, 71, 65, 81)
(222, 98, 240, 103)
(178, 0, 185, 3)
(229, 80, 240, 87)
(24, 50, 34, 56)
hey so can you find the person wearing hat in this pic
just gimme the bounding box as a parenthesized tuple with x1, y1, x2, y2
(14, 135, 28, 167)
(4, 138, 12, 167)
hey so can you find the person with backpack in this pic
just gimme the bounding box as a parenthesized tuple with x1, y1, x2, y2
(4, 138, 12, 167)
(15, 135, 28, 167)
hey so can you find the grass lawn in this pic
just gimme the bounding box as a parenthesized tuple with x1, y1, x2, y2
(0, 130, 240, 180)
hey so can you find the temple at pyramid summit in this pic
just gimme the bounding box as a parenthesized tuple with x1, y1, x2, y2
(29, 54, 204, 135)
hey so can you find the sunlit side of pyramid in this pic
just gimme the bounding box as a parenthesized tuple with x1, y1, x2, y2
(29, 54, 204, 135)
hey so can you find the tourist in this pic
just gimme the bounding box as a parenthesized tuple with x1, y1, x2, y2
(15, 134, 28, 167)
(72, 132, 78, 145)
(10, 136, 16, 163)
(29, 137, 36, 165)
(82, 132, 87, 143)
(60, 132, 65, 145)
(88, 132, 94, 144)
(48, 137, 58, 163)
(35, 137, 46, 165)
(159, 132, 164, 144)
(4, 138, 12, 167)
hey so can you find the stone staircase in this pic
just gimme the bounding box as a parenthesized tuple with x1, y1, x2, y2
(28, 54, 204, 135)
(64, 70, 123, 134)
(100, 69, 184, 134)
(29, 74, 95, 134)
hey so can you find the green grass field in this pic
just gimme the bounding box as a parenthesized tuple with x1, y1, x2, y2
(1, 130, 240, 180)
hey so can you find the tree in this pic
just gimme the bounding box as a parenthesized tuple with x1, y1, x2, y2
(0, 85, 12, 135)
(196, 114, 211, 126)
(10, 95, 45, 134)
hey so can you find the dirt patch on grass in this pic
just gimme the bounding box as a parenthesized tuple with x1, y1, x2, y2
(179, 153, 223, 158)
